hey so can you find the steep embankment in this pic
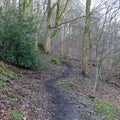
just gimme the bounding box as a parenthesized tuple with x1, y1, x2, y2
(1, 60, 119, 120)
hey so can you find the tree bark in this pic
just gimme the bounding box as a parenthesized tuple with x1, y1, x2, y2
(82, 0, 91, 76)
(44, 0, 69, 53)
(44, 0, 51, 53)
(19, 0, 24, 13)
(12, 0, 16, 7)
(29, 0, 33, 15)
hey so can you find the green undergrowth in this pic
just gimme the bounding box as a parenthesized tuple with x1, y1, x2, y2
(52, 57, 61, 65)
(9, 92, 21, 101)
(57, 79, 120, 120)
(93, 99, 120, 120)
(58, 82, 70, 91)
(57, 81, 77, 91)
(0, 61, 17, 81)
(0, 80, 6, 89)
(10, 109, 23, 120)
(47, 52, 61, 65)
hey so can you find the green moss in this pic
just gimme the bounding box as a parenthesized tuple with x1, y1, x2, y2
(69, 83, 77, 89)
(10, 109, 22, 120)
(9, 92, 21, 100)
(50, 30, 58, 39)
(58, 82, 70, 91)
(0, 61, 7, 77)
(0, 61, 18, 81)
(117, 63, 120, 67)
(0, 81, 6, 89)
(52, 57, 61, 65)
(94, 101, 111, 114)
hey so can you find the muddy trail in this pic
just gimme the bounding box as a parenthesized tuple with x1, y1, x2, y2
(44, 61, 93, 120)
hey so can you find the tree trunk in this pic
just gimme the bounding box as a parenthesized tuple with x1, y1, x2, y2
(82, 0, 91, 76)
(29, 0, 33, 15)
(12, 0, 16, 7)
(19, 0, 24, 13)
(19, 0, 29, 14)
(44, 0, 51, 53)
(44, 27, 51, 53)
(44, 0, 69, 53)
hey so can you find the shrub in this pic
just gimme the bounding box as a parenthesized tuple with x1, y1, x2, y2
(0, 8, 41, 70)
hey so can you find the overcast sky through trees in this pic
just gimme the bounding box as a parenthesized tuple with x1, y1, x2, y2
(81, 0, 100, 8)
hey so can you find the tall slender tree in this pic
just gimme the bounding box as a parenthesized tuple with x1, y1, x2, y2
(44, 0, 52, 53)
(82, 0, 91, 76)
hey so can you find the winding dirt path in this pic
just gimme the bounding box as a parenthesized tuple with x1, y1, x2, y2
(44, 61, 93, 120)
(1, 60, 120, 120)
(2, 61, 95, 120)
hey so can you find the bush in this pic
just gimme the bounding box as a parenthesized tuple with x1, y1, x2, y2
(0, 8, 41, 70)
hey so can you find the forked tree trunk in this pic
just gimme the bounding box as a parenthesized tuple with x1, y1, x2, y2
(44, 0, 69, 53)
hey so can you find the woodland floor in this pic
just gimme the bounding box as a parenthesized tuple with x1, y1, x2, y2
(0, 59, 120, 120)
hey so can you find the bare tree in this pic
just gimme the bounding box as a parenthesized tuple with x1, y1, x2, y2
(44, 0, 69, 53)
(82, 0, 91, 76)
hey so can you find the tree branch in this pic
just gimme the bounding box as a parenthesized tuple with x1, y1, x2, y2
(50, 16, 85, 29)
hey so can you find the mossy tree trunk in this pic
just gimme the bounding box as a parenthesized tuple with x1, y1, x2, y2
(29, 0, 33, 16)
(44, 0, 69, 53)
(19, 0, 24, 13)
(19, 0, 31, 15)
(44, 0, 52, 53)
(23, 0, 29, 14)
(82, 0, 91, 76)
(50, 0, 69, 39)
